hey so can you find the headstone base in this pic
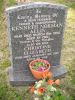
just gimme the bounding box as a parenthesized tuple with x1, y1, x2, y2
(8, 66, 67, 86)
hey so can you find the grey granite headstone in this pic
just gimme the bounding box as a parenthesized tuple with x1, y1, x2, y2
(6, 2, 67, 86)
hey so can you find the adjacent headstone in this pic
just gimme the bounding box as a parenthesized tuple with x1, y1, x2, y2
(6, 2, 67, 86)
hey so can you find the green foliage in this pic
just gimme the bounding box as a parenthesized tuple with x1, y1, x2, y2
(0, 72, 23, 100)
(69, 59, 75, 85)
(54, 91, 61, 96)
(0, 83, 22, 100)
(54, 95, 66, 100)
(70, 3, 75, 9)
(0, 72, 32, 100)
(46, 85, 51, 92)
(0, 0, 4, 13)
(0, 59, 11, 69)
(33, 61, 46, 70)
(43, 94, 67, 100)
(35, 62, 45, 67)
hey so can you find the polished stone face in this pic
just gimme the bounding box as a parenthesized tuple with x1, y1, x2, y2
(6, 2, 67, 85)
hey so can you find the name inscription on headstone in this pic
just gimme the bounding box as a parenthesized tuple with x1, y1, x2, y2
(6, 3, 67, 71)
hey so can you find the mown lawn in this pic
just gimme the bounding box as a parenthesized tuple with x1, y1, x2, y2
(0, 0, 75, 100)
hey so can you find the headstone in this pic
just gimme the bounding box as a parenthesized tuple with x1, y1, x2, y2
(6, 2, 67, 86)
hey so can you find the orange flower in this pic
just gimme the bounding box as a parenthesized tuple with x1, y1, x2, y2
(30, 86, 35, 93)
(55, 79, 60, 85)
(47, 72, 53, 78)
(42, 72, 53, 79)
(48, 79, 54, 85)
(38, 87, 46, 93)
(42, 73, 47, 79)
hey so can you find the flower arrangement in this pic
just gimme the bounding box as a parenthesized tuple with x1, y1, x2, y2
(32, 61, 48, 71)
(29, 59, 67, 100)
(30, 73, 67, 100)
(29, 59, 51, 79)
(29, 59, 50, 71)
(30, 79, 67, 100)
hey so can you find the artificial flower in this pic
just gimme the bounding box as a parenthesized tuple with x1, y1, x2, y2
(38, 80, 43, 84)
(50, 86, 56, 91)
(30, 78, 67, 100)
(34, 97, 39, 100)
(47, 95, 51, 99)
(38, 67, 45, 71)
(38, 87, 46, 93)
(38, 91, 43, 96)
(35, 81, 38, 84)
(42, 72, 53, 79)
(55, 79, 60, 85)
(35, 83, 41, 88)
(42, 73, 47, 79)
(47, 72, 52, 78)
(30, 86, 35, 93)
(48, 79, 54, 85)
(34, 90, 38, 95)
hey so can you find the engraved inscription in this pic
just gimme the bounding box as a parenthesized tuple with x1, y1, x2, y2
(8, 5, 66, 70)
(12, 8, 63, 61)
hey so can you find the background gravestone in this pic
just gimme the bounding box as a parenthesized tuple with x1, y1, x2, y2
(6, 2, 67, 86)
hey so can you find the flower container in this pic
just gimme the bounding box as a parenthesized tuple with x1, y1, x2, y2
(29, 59, 51, 79)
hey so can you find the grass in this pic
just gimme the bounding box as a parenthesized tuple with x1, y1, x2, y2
(0, 0, 4, 14)
(33, 0, 75, 8)
(0, 59, 11, 70)
(8, 0, 16, 6)
(0, 0, 75, 100)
